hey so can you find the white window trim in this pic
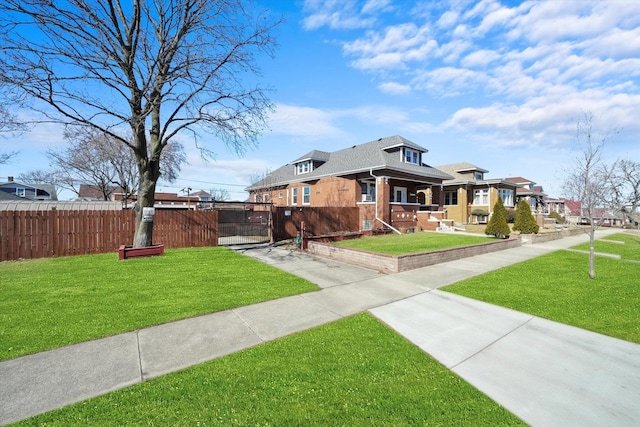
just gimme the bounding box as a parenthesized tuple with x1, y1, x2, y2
(498, 189, 514, 207)
(302, 186, 311, 205)
(403, 148, 420, 165)
(292, 187, 298, 205)
(393, 186, 408, 203)
(473, 189, 489, 205)
(444, 190, 458, 206)
(296, 161, 311, 175)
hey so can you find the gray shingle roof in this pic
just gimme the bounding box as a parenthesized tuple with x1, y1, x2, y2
(247, 135, 452, 191)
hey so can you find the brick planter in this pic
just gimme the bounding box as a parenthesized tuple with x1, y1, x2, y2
(118, 244, 165, 260)
(307, 237, 521, 274)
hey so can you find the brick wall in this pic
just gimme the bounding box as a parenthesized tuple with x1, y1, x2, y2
(307, 236, 522, 274)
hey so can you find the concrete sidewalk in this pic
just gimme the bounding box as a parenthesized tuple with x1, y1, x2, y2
(2, 228, 638, 426)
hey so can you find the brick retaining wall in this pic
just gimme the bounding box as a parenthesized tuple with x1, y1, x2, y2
(519, 227, 585, 244)
(307, 236, 522, 274)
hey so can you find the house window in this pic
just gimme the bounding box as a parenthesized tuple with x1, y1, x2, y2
(16, 187, 26, 197)
(404, 148, 420, 165)
(296, 161, 311, 174)
(360, 181, 376, 202)
(262, 194, 269, 203)
(394, 186, 407, 203)
(474, 172, 483, 180)
(473, 189, 489, 205)
(444, 191, 458, 205)
(292, 187, 298, 205)
(302, 186, 310, 204)
(499, 189, 514, 206)
(278, 191, 283, 199)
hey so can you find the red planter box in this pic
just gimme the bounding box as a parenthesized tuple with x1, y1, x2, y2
(118, 244, 165, 260)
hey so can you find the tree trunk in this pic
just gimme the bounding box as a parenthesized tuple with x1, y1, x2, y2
(132, 173, 158, 247)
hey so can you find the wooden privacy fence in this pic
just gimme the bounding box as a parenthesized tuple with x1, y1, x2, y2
(0, 209, 218, 261)
(272, 206, 359, 241)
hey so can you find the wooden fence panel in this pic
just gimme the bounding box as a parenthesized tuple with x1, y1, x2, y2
(0, 209, 218, 261)
(272, 207, 359, 241)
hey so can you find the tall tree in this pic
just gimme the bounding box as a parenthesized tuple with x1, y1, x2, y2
(561, 112, 612, 279)
(48, 125, 186, 201)
(603, 159, 640, 229)
(0, 0, 278, 247)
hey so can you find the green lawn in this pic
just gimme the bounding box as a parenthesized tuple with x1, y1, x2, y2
(0, 247, 318, 361)
(15, 314, 524, 427)
(333, 231, 492, 255)
(572, 231, 640, 260)
(443, 233, 640, 343)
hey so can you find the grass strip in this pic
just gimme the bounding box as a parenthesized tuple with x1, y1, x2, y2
(571, 232, 640, 260)
(15, 314, 524, 426)
(443, 249, 640, 344)
(333, 232, 491, 255)
(0, 247, 317, 361)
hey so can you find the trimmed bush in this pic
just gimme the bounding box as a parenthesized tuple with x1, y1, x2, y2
(485, 198, 511, 239)
(513, 199, 540, 234)
(548, 211, 563, 223)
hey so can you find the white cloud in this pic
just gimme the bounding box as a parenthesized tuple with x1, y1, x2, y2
(268, 104, 346, 139)
(343, 23, 436, 71)
(378, 81, 412, 94)
(460, 49, 500, 68)
(302, 0, 384, 30)
(413, 67, 487, 97)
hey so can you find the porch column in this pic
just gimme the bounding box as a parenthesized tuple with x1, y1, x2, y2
(376, 176, 391, 226)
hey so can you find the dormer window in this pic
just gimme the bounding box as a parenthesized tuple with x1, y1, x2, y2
(296, 161, 311, 175)
(404, 148, 420, 165)
(474, 172, 484, 180)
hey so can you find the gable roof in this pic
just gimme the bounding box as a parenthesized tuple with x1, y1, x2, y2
(0, 180, 58, 200)
(246, 135, 452, 191)
(436, 163, 490, 183)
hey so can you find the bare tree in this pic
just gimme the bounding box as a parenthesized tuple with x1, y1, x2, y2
(17, 170, 60, 198)
(210, 188, 231, 202)
(42, 125, 185, 201)
(0, 1, 278, 247)
(49, 128, 122, 200)
(603, 159, 640, 229)
(561, 112, 613, 279)
(0, 83, 27, 164)
(0, 151, 18, 165)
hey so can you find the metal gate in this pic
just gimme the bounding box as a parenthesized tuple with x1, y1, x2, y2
(217, 203, 271, 246)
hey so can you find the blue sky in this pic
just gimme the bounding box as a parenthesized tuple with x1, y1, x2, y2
(1, 0, 640, 200)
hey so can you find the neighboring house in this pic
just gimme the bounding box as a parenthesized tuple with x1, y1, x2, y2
(504, 177, 547, 212)
(0, 177, 57, 201)
(78, 184, 127, 201)
(562, 200, 628, 227)
(435, 164, 518, 225)
(564, 199, 582, 224)
(543, 196, 566, 216)
(246, 135, 453, 232)
(116, 191, 213, 210)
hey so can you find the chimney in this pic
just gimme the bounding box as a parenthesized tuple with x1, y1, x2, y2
(7, 176, 13, 182)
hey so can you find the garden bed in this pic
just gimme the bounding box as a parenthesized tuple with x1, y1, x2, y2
(307, 237, 521, 274)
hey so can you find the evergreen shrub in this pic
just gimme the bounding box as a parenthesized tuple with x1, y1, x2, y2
(513, 199, 540, 234)
(485, 198, 511, 239)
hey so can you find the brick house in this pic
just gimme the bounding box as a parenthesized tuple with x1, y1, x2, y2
(505, 177, 547, 212)
(246, 135, 453, 232)
(435, 163, 518, 225)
